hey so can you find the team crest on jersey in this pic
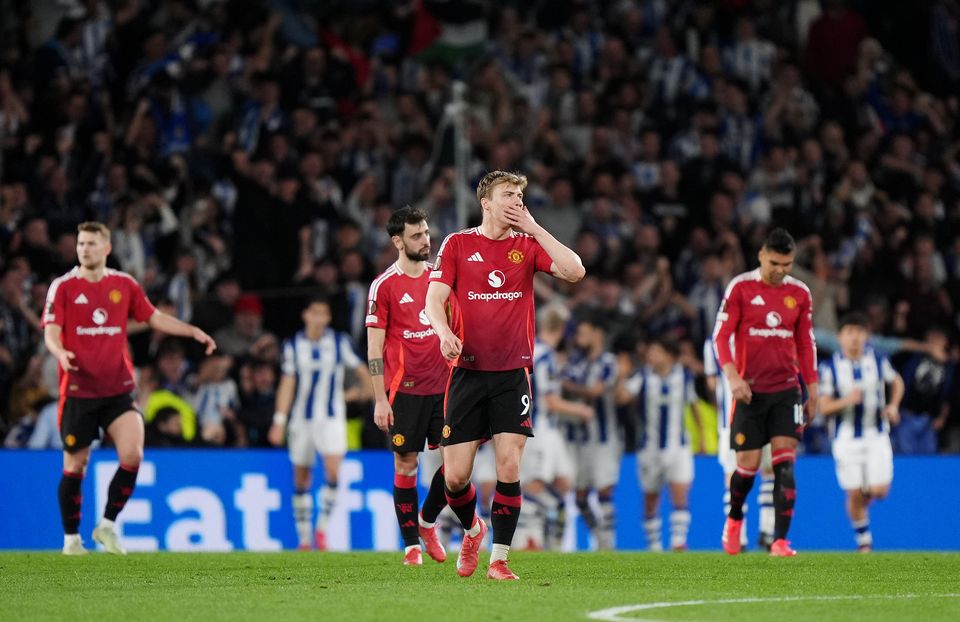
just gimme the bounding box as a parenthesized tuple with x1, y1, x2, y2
(65, 434, 76, 447)
(109, 289, 122, 304)
(783, 295, 797, 309)
(442, 425, 451, 439)
(392, 434, 405, 447)
(507, 249, 524, 264)
(735, 433, 746, 446)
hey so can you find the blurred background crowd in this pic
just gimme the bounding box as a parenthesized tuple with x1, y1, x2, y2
(0, 0, 958, 453)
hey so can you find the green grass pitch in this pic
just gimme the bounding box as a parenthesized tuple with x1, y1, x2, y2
(2, 551, 958, 621)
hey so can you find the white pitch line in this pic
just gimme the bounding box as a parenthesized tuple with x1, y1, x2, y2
(586, 593, 960, 622)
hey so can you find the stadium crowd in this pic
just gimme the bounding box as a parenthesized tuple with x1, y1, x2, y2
(0, 0, 959, 454)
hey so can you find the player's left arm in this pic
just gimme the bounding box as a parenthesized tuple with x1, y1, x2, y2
(504, 203, 585, 283)
(686, 371, 706, 453)
(883, 372, 904, 426)
(347, 364, 373, 402)
(795, 288, 818, 424)
(342, 334, 372, 402)
(148, 310, 217, 355)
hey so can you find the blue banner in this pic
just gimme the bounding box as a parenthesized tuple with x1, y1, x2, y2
(0, 450, 957, 551)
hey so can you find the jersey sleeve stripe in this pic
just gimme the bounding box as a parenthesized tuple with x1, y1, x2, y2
(369, 264, 399, 301)
(782, 275, 813, 297)
(104, 268, 142, 285)
(45, 268, 79, 304)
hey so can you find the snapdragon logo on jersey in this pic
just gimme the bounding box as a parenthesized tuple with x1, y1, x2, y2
(403, 310, 437, 340)
(748, 311, 791, 338)
(467, 270, 523, 301)
(76, 307, 122, 336)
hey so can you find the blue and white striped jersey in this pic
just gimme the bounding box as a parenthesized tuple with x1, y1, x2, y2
(703, 337, 733, 431)
(193, 379, 239, 426)
(282, 329, 362, 422)
(819, 348, 897, 439)
(625, 364, 697, 450)
(562, 350, 619, 445)
(531, 338, 561, 429)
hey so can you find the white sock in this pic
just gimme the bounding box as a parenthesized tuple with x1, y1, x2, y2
(644, 517, 663, 552)
(404, 544, 421, 553)
(418, 514, 435, 529)
(669, 510, 691, 550)
(316, 484, 338, 533)
(490, 543, 510, 563)
(293, 493, 313, 546)
(465, 516, 481, 538)
(64, 533, 81, 546)
(99, 518, 115, 530)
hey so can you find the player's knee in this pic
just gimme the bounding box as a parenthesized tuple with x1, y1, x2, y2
(63, 452, 89, 474)
(495, 457, 521, 482)
(394, 452, 418, 475)
(117, 446, 143, 467)
(444, 470, 471, 492)
(870, 486, 889, 500)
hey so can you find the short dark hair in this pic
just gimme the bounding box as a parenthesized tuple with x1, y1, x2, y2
(305, 294, 330, 309)
(762, 228, 796, 255)
(838, 311, 870, 330)
(386, 206, 428, 237)
(576, 311, 606, 331)
(649, 335, 681, 357)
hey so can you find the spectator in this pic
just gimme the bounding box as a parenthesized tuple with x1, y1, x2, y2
(214, 293, 266, 358)
(893, 327, 955, 454)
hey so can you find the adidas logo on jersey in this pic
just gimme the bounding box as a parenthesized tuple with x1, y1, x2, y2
(399, 293, 414, 304)
(467, 252, 484, 262)
(74, 294, 89, 304)
(750, 295, 765, 306)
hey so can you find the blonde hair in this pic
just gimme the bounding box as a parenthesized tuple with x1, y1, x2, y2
(476, 170, 528, 203)
(77, 221, 111, 242)
(538, 302, 570, 332)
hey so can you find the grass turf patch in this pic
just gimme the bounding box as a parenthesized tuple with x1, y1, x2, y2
(2, 551, 958, 621)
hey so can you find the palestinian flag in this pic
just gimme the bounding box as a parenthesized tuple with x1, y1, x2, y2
(408, 0, 487, 66)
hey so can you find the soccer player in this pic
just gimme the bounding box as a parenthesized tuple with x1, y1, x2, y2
(621, 337, 702, 552)
(268, 296, 371, 550)
(515, 304, 593, 550)
(365, 206, 452, 566)
(713, 228, 818, 557)
(818, 311, 903, 552)
(44, 222, 216, 555)
(425, 170, 585, 580)
(703, 336, 775, 550)
(562, 314, 621, 551)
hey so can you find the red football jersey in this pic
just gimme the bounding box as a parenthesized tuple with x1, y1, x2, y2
(43, 268, 157, 398)
(366, 262, 456, 396)
(430, 228, 553, 371)
(712, 268, 818, 393)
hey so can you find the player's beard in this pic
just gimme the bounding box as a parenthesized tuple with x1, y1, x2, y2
(404, 245, 430, 262)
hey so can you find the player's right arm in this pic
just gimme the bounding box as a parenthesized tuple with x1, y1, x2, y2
(366, 327, 392, 432)
(545, 394, 594, 421)
(268, 373, 296, 447)
(43, 278, 76, 371)
(816, 360, 860, 416)
(44, 324, 78, 372)
(426, 281, 461, 360)
(426, 233, 461, 360)
(713, 280, 751, 404)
